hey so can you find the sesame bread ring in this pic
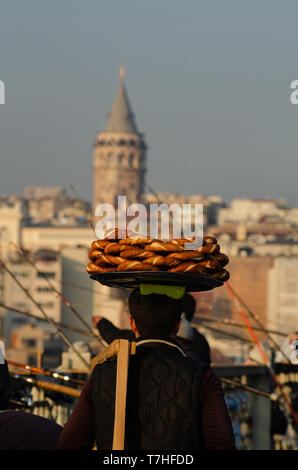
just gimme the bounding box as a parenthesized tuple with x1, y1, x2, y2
(168, 262, 208, 274)
(203, 236, 217, 245)
(195, 259, 220, 270)
(163, 254, 182, 267)
(119, 237, 153, 246)
(119, 247, 153, 259)
(209, 253, 229, 267)
(94, 254, 125, 265)
(209, 268, 230, 282)
(144, 255, 167, 266)
(171, 238, 195, 245)
(104, 242, 122, 254)
(165, 251, 206, 261)
(91, 240, 110, 250)
(86, 262, 117, 273)
(146, 241, 184, 252)
(196, 243, 220, 254)
(117, 260, 159, 272)
(136, 250, 156, 259)
(88, 249, 104, 260)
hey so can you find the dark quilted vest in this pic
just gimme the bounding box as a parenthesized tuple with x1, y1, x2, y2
(90, 339, 207, 450)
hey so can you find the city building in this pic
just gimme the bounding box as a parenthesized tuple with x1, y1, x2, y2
(3, 249, 62, 343)
(60, 246, 95, 343)
(267, 257, 298, 335)
(24, 186, 91, 225)
(0, 196, 25, 256)
(93, 66, 147, 210)
(24, 186, 66, 199)
(5, 323, 62, 368)
(194, 256, 274, 342)
(217, 198, 286, 225)
(21, 225, 94, 251)
(57, 341, 91, 373)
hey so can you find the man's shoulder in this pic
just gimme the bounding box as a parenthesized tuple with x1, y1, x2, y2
(134, 342, 209, 379)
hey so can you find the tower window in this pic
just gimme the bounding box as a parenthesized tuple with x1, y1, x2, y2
(129, 154, 134, 166)
(119, 139, 126, 146)
(119, 154, 123, 164)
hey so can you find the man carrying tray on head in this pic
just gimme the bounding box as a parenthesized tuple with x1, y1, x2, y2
(57, 289, 235, 450)
(92, 292, 211, 365)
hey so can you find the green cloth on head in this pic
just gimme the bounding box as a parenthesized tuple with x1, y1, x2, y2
(140, 283, 185, 299)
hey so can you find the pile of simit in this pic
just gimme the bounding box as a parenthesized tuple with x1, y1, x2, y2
(86, 229, 229, 281)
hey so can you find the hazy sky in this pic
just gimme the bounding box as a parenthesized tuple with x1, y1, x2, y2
(1, 1, 298, 205)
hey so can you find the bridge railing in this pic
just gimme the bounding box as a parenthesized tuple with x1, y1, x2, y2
(20, 363, 298, 450)
(215, 363, 298, 450)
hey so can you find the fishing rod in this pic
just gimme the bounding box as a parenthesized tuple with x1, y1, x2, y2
(193, 315, 288, 338)
(10, 242, 104, 347)
(59, 280, 99, 295)
(193, 322, 254, 344)
(7, 360, 86, 386)
(0, 302, 94, 337)
(10, 373, 81, 398)
(220, 377, 277, 401)
(0, 258, 90, 368)
(226, 282, 291, 363)
(144, 182, 164, 205)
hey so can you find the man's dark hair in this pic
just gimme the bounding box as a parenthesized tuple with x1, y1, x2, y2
(182, 293, 196, 322)
(128, 289, 183, 336)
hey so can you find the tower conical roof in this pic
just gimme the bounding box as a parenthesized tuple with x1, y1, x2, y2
(104, 68, 138, 133)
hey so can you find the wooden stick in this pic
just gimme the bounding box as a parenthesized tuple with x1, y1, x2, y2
(112, 339, 131, 450)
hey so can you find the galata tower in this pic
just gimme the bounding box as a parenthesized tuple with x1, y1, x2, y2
(93, 66, 147, 214)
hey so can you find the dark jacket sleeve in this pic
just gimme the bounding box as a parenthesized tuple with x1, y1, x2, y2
(0, 411, 62, 450)
(56, 378, 94, 450)
(97, 318, 135, 344)
(0, 361, 11, 409)
(0, 361, 10, 394)
(200, 369, 236, 450)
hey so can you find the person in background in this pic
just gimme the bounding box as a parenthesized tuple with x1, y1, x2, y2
(274, 331, 298, 364)
(92, 312, 134, 344)
(0, 360, 62, 450)
(176, 293, 211, 365)
(92, 293, 211, 365)
(57, 289, 235, 450)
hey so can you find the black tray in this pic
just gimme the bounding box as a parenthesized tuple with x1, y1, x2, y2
(90, 271, 223, 292)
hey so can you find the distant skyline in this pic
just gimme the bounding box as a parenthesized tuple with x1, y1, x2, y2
(1, 1, 298, 206)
